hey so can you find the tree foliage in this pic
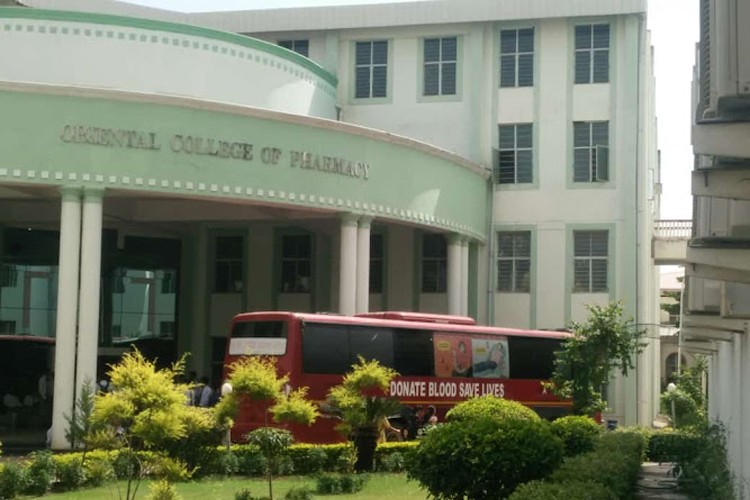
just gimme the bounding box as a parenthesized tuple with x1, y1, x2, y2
(546, 302, 645, 415)
(661, 355, 708, 429)
(446, 395, 540, 423)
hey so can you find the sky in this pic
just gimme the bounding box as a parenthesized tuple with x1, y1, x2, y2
(125, 0, 699, 220)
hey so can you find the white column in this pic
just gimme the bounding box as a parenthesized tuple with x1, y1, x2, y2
(355, 217, 372, 314)
(51, 187, 82, 450)
(75, 188, 104, 401)
(447, 234, 462, 315)
(338, 213, 358, 316)
(460, 239, 469, 316)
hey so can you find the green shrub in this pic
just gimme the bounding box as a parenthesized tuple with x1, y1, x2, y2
(234, 489, 269, 500)
(647, 429, 703, 463)
(317, 444, 354, 473)
(234, 445, 266, 476)
(56, 457, 87, 491)
(23, 450, 56, 496)
(0, 461, 26, 499)
(445, 395, 540, 423)
(676, 425, 735, 500)
(147, 479, 182, 500)
(149, 455, 193, 482)
(550, 416, 602, 456)
(406, 417, 563, 500)
(551, 431, 645, 499)
(315, 473, 368, 494)
(84, 457, 114, 487)
(283, 486, 313, 500)
(508, 480, 617, 500)
(286, 444, 328, 474)
(210, 450, 240, 476)
(375, 441, 418, 472)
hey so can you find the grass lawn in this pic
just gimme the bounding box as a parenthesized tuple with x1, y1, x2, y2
(39, 473, 428, 499)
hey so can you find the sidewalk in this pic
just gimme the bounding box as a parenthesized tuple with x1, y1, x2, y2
(635, 462, 689, 500)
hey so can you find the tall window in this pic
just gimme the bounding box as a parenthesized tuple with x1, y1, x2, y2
(281, 234, 312, 293)
(370, 233, 384, 293)
(573, 230, 608, 292)
(497, 124, 533, 184)
(423, 37, 457, 96)
(497, 232, 531, 292)
(421, 234, 447, 293)
(0, 264, 18, 287)
(355, 41, 388, 99)
(500, 28, 534, 87)
(574, 24, 610, 84)
(573, 121, 609, 182)
(278, 39, 309, 57)
(214, 236, 243, 293)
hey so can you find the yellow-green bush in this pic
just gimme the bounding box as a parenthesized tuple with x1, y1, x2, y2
(445, 395, 540, 423)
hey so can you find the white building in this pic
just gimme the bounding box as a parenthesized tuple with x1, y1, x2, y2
(0, 0, 659, 448)
(684, 0, 750, 494)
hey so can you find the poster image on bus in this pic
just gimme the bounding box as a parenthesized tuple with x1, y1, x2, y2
(223, 311, 571, 444)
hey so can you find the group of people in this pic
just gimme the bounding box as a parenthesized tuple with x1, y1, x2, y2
(379, 404, 440, 443)
(183, 373, 220, 408)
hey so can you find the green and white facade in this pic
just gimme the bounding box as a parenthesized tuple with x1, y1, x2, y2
(0, 0, 660, 448)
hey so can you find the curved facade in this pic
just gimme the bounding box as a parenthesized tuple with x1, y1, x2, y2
(0, 0, 659, 450)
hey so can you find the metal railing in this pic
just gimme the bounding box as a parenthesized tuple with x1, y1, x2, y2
(654, 219, 693, 239)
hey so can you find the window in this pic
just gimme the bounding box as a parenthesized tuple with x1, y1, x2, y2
(0, 264, 18, 287)
(423, 37, 457, 96)
(573, 121, 609, 182)
(355, 41, 388, 99)
(573, 230, 608, 292)
(497, 124, 533, 184)
(497, 231, 531, 292)
(161, 270, 177, 294)
(159, 321, 176, 338)
(0, 320, 16, 334)
(575, 24, 610, 84)
(214, 236, 243, 293)
(281, 234, 312, 293)
(500, 28, 534, 87)
(302, 323, 395, 374)
(370, 233, 384, 293)
(278, 39, 309, 57)
(421, 234, 447, 293)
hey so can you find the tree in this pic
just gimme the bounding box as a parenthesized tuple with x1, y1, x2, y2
(90, 349, 213, 500)
(546, 302, 645, 415)
(325, 357, 401, 472)
(216, 356, 318, 500)
(661, 355, 708, 429)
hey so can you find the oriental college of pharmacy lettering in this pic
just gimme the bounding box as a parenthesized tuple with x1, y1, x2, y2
(60, 125, 372, 181)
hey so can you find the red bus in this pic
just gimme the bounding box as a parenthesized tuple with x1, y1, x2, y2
(223, 311, 571, 443)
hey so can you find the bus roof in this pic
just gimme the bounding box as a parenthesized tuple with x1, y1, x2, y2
(231, 311, 570, 340)
(355, 311, 476, 325)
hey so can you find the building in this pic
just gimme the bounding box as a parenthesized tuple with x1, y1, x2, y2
(684, 0, 750, 494)
(0, 0, 659, 449)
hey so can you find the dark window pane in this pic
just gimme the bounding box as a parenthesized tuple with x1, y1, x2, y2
(302, 323, 350, 374)
(372, 41, 388, 64)
(350, 326, 394, 368)
(497, 260, 513, 291)
(518, 28, 534, 52)
(216, 236, 242, 259)
(497, 151, 516, 184)
(517, 151, 533, 183)
(424, 64, 439, 95)
(355, 67, 371, 98)
(232, 321, 287, 339)
(575, 25, 592, 49)
(595, 145, 609, 181)
(518, 53, 533, 86)
(498, 233, 515, 256)
(370, 233, 384, 258)
(593, 50, 609, 83)
(369, 259, 383, 293)
(574, 260, 590, 292)
(593, 24, 610, 48)
(423, 234, 446, 258)
(355, 42, 371, 65)
(372, 65, 387, 97)
(508, 337, 561, 379)
(442, 63, 457, 94)
(500, 55, 516, 87)
(442, 37, 457, 60)
(394, 329, 434, 376)
(500, 30, 517, 54)
(574, 149, 591, 181)
(592, 260, 608, 291)
(498, 126, 516, 149)
(424, 38, 440, 62)
(517, 124, 533, 148)
(295, 40, 309, 57)
(575, 51, 591, 84)
(516, 259, 531, 292)
(592, 122, 609, 144)
(590, 232, 608, 256)
(279, 40, 293, 50)
(515, 233, 531, 256)
(574, 122, 590, 147)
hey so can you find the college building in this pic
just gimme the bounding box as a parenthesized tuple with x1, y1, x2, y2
(0, 0, 660, 449)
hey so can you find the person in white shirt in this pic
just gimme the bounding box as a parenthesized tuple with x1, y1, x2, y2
(198, 376, 213, 407)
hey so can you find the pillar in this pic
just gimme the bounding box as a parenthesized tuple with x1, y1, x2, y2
(338, 213, 358, 316)
(460, 239, 469, 316)
(75, 188, 104, 400)
(355, 217, 372, 314)
(50, 187, 82, 450)
(447, 234, 462, 315)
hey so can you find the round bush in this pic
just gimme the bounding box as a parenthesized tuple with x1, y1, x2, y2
(445, 395, 540, 423)
(550, 416, 602, 456)
(406, 417, 563, 500)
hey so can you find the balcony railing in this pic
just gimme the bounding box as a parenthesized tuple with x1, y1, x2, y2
(654, 220, 693, 239)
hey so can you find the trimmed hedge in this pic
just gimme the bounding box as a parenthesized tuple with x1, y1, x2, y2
(646, 429, 703, 463)
(445, 395, 540, 423)
(508, 479, 617, 500)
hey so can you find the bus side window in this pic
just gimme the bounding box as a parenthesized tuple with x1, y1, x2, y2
(349, 326, 395, 369)
(393, 329, 434, 376)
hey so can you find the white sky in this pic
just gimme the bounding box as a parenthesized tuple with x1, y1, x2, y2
(125, 0, 699, 220)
